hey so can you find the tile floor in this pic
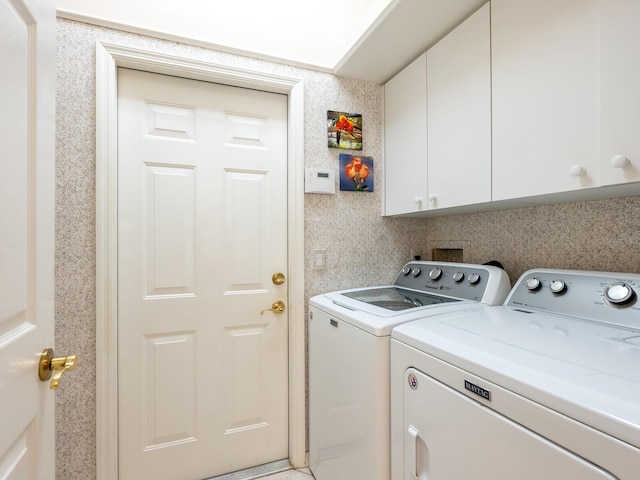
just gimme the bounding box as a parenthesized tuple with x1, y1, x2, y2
(209, 460, 314, 480)
(259, 468, 314, 480)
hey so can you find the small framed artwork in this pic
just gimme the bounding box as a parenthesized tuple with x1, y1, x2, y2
(327, 111, 362, 150)
(339, 154, 374, 192)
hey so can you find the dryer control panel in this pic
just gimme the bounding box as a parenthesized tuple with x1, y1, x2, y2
(507, 269, 640, 329)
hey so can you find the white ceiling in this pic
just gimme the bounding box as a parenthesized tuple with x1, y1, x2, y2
(56, 0, 487, 84)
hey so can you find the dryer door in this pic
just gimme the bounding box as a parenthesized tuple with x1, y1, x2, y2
(402, 367, 616, 480)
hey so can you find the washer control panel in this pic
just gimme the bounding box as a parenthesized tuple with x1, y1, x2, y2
(508, 269, 640, 329)
(394, 261, 510, 304)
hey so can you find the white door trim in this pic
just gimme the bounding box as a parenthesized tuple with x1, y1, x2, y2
(95, 42, 306, 480)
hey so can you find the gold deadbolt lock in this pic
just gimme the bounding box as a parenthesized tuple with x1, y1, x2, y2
(260, 300, 285, 315)
(39, 348, 78, 390)
(272, 272, 286, 285)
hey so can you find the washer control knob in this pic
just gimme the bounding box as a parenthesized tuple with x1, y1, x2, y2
(526, 277, 542, 291)
(453, 272, 465, 283)
(549, 280, 566, 294)
(428, 268, 442, 281)
(411, 267, 422, 277)
(468, 273, 481, 285)
(401, 266, 411, 276)
(604, 282, 636, 306)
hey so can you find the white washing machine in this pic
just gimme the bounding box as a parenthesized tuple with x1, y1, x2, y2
(308, 261, 511, 480)
(391, 268, 640, 480)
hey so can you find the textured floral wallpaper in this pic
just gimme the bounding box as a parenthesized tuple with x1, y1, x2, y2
(55, 17, 640, 480)
(423, 196, 640, 283)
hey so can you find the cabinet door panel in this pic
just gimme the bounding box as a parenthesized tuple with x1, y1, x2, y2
(600, 0, 640, 186)
(492, 0, 600, 201)
(427, 3, 490, 210)
(384, 53, 428, 215)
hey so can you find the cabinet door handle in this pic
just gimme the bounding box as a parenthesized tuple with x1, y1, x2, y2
(611, 154, 630, 169)
(569, 165, 586, 177)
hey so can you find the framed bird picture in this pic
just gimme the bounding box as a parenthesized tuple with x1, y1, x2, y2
(327, 110, 362, 150)
(339, 154, 374, 192)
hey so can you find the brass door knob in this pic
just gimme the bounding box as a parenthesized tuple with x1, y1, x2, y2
(39, 348, 78, 390)
(272, 272, 286, 285)
(260, 300, 285, 315)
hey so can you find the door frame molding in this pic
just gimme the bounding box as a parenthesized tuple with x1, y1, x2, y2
(95, 42, 306, 480)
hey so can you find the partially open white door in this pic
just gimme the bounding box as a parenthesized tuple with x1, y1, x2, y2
(0, 0, 56, 477)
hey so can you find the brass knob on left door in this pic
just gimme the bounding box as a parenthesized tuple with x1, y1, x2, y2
(39, 348, 79, 390)
(272, 272, 286, 285)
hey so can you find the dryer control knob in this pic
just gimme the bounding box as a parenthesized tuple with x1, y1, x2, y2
(453, 272, 465, 283)
(604, 282, 636, 306)
(526, 277, 542, 291)
(401, 266, 411, 276)
(428, 268, 442, 281)
(411, 267, 422, 277)
(468, 273, 481, 285)
(549, 280, 566, 294)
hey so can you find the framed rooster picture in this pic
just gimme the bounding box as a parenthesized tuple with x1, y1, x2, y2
(339, 154, 374, 192)
(327, 110, 362, 150)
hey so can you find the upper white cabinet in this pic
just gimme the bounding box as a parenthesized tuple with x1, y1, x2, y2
(599, 0, 640, 186)
(491, 0, 601, 201)
(384, 4, 490, 215)
(383, 0, 640, 216)
(384, 52, 428, 215)
(427, 3, 490, 210)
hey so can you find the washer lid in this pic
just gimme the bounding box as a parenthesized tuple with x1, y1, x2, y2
(392, 306, 640, 449)
(336, 286, 460, 312)
(309, 290, 477, 336)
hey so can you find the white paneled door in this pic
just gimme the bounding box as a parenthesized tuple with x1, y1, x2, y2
(117, 68, 289, 480)
(0, 0, 55, 478)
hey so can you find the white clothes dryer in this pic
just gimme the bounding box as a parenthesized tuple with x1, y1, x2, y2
(391, 268, 640, 480)
(308, 261, 511, 480)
